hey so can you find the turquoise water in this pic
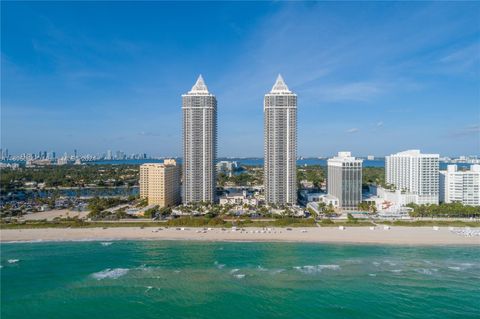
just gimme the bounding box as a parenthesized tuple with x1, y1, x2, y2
(1, 241, 479, 319)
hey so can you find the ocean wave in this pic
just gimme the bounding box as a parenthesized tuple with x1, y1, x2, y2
(214, 261, 225, 269)
(448, 263, 475, 271)
(2, 239, 44, 244)
(100, 242, 113, 246)
(414, 268, 438, 276)
(293, 264, 340, 274)
(91, 268, 129, 280)
(7, 259, 19, 264)
(384, 260, 397, 266)
(135, 264, 160, 272)
(270, 269, 285, 275)
(257, 266, 268, 272)
(391, 269, 403, 273)
(234, 274, 245, 279)
(230, 268, 240, 274)
(448, 266, 462, 271)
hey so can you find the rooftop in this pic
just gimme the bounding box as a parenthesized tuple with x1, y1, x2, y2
(187, 75, 210, 95)
(269, 74, 293, 94)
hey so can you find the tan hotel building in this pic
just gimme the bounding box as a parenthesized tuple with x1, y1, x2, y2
(139, 159, 181, 207)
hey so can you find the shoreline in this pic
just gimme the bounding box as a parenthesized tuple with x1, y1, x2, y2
(1, 226, 479, 246)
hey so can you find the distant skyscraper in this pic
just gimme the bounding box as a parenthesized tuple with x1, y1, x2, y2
(327, 152, 363, 211)
(440, 165, 480, 206)
(386, 150, 439, 204)
(264, 74, 297, 205)
(182, 75, 217, 203)
(140, 159, 181, 208)
(106, 150, 112, 160)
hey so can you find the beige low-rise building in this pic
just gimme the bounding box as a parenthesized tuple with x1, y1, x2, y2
(139, 159, 181, 207)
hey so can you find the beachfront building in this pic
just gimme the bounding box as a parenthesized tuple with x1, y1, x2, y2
(219, 190, 259, 206)
(327, 152, 363, 211)
(139, 160, 181, 207)
(182, 75, 217, 204)
(264, 74, 297, 205)
(440, 165, 480, 206)
(385, 150, 439, 205)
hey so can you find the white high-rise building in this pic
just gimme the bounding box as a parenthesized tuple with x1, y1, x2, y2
(264, 74, 297, 205)
(327, 152, 363, 211)
(440, 165, 480, 206)
(385, 150, 439, 205)
(182, 75, 217, 204)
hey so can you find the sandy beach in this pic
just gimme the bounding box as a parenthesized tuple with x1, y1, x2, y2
(1, 226, 479, 245)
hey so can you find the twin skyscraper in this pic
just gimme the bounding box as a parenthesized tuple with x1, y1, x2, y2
(182, 75, 297, 205)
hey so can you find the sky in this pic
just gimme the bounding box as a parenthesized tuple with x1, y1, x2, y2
(1, 1, 479, 157)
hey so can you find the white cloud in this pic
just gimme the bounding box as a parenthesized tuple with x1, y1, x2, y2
(346, 128, 359, 134)
(446, 124, 480, 138)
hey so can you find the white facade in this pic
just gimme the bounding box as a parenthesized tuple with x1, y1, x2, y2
(219, 190, 259, 206)
(216, 161, 238, 176)
(327, 152, 363, 211)
(385, 150, 439, 205)
(364, 186, 415, 218)
(440, 165, 480, 206)
(264, 75, 297, 205)
(182, 75, 217, 204)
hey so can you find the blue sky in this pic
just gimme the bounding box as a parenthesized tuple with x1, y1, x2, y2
(2, 1, 479, 157)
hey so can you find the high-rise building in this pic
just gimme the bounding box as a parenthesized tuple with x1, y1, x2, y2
(327, 152, 363, 211)
(139, 159, 181, 207)
(440, 165, 480, 206)
(385, 150, 439, 205)
(106, 150, 112, 160)
(264, 75, 297, 205)
(182, 75, 217, 203)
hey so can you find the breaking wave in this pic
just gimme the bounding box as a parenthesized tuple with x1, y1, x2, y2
(91, 268, 129, 280)
(293, 264, 340, 274)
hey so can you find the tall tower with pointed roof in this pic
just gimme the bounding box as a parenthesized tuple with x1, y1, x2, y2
(264, 74, 297, 205)
(182, 75, 217, 203)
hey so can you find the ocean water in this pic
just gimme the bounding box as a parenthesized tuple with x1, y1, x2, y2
(1, 241, 479, 319)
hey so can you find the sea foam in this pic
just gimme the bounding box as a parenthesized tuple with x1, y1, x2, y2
(91, 268, 129, 280)
(414, 268, 438, 276)
(294, 264, 340, 274)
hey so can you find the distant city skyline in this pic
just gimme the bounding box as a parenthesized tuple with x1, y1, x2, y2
(2, 2, 479, 156)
